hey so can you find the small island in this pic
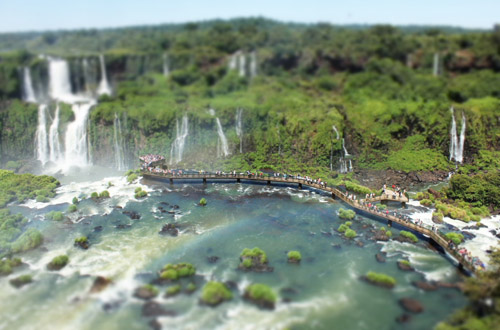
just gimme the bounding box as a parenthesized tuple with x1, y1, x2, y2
(200, 281, 232, 306)
(159, 262, 196, 281)
(47, 255, 69, 271)
(238, 247, 273, 272)
(244, 283, 277, 309)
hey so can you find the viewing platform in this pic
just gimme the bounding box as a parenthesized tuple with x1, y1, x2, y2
(142, 171, 478, 276)
(363, 189, 409, 204)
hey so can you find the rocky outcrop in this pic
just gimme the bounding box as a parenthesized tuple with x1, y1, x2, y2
(90, 276, 112, 293)
(399, 298, 424, 313)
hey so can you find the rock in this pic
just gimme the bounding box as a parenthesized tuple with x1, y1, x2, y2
(432, 214, 443, 224)
(374, 231, 389, 241)
(224, 281, 238, 290)
(361, 276, 395, 289)
(207, 256, 219, 264)
(173, 205, 180, 210)
(114, 206, 123, 209)
(428, 188, 441, 199)
(396, 314, 412, 323)
(413, 281, 438, 291)
(280, 287, 299, 295)
(397, 261, 414, 271)
(148, 319, 162, 330)
(115, 224, 131, 229)
(75, 240, 89, 250)
(142, 301, 176, 317)
(243, 291, 275, 310)
(90, 276, 112, 293)
(93, 226, 103, 232)
(332, 244, 342, 250)
(356, 240, 364, 247)
(462, 231, 476, 240)
(159, 223, 179, 236)
(134, 287, 157, 300)
(123, 211, 141, 220)
(399, 298, 424, 313)
(282, 297, 293, 303)
(436, 281, 462, 290)
(160, 202, 169, 206)
(320, 230, 332, 237)
(376, 253, 386, 263)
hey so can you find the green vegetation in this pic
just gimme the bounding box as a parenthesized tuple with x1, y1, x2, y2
(287, 250, 302, 263)
(99, 190, 110, 198)
(72, 197, 79, 205)
(241, 247, 268, 264)
(90, 192, 99, 199)
(0, 170, 59, 207)
(9, 274, 32, 288)
(199, 198, 207, 206)
(74, 236, 89, 249)
(399, 260, 411, 267)
(134, 187, 147, 199)
(445, 232, 465, 245)
(140, 284, 159, 297)
(365, 271, 396, 288)
(345, 228, 357, 239)
(47, 255, 69, 270)
(244, 283, 277, 308)
(338, 221, 353, 234)
(338, 208, 355, 220)
(160, 263, 196, 280)
(68, 204, 77, 213)
(0, 208, 44, 257)
(45, 211, 64, 221)
(186, 282, 196, 293)
(341, 181, 372, 195)
(127, 173, 138, 183)
(166, 284, 182, 297)
(241, 258, 253, 268)
(200, 281, 232, 306)
(400, 230, 418, 243)
(0, 257, 22, 276)
(386, 230, 392, 238)
(420, 199, 433, 207)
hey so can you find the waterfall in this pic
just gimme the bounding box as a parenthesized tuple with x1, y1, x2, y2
(22, 67, 37, 103)
(163, 54, 170, 77)
(64, 103, 94, 168)
(113, 113, 126, 170)
(450, 108, 466, 163)
(342, 138, 350, 157)
(228, 52, 238, 70)
(235, 108, 243, 153)
(433, 53, 440, 76)
(238, 53, 246, 77)
(249, 51, 257, 78)
(169, 114, 189, 165)
(338, 158, 353, 174)
(332, 125, 340, 140)
(48, 104, 62, 163)
(97, 55, 112, 96)
(35, 105, 49, 164)
(48, 57, 74, 102)
(82, 58, 93, 94)
(215, 118, 229, 157)
(349, 159, 353, 172)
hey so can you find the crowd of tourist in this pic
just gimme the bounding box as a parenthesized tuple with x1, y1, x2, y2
(139, 154, 165, 167)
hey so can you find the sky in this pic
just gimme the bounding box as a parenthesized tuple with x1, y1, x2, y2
(0, 0, 498, 33)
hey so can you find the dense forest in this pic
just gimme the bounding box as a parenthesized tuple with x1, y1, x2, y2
(0, 18, 499, 181)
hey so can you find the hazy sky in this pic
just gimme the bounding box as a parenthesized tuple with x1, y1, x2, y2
(0, 0, 498, 33)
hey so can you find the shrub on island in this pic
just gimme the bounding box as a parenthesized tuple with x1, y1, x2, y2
(99, 190, 110, 198)
(165, 284, 182, 297)
(364, 271, 396, 288)
(10, 274, 32, 288)
(159, 263, 196, 281)
(399, 231, 418, 243)
(338, 224, 348, 233)
(74, 236, 89, 249)
(386, 230, 392, 238)
(0, 258, 22, 276)
(135, 187, 147, 199)
(445, 232, 465, 245)
(239, 247, 273, 272)
(432, 212, 444, 223)
(186, 282, 196, 294)
(45, 211, 64, 221)
(244, 283, 277, 309)
(47, 255, 69, 270)
(397, 259, 414, 271)
(90, 192, 99, 199)
(420, 199, 433, 207)
(11, 228, 43, 253)
(68, 204, 77, 213)
(72, 197, 79, 205)
(199, 198, 207, 206)
(127, 173, 138, 183)
(287, 251, 302, 263)
(200, 281, 232, 306)
(344, 228, 357, 238)
(134, 284, 159, 300)
(339, 208, 355, 220)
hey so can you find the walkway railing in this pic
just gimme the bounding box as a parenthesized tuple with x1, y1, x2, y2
(142, 171, 478, 275)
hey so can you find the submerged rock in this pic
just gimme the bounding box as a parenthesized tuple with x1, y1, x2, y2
(123, 211, 141, 220)
(396, 314, 412, 323)
(376, 253, 386, 263)
(399, 298, 424, 313)
(142, 301, 176, 317)
(159, 223, 179, 236)
(90, 276, 112, 293)
(413, 281, 438, 291)
(134, 287, 158, 300)
(397, 261, 414, 271)
(93, 226, 103, 232)
(207, 256, 219, 264)
(148, 319, 162, 330)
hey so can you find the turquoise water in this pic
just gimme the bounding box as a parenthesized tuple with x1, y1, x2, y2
(1, 177, 467, 330)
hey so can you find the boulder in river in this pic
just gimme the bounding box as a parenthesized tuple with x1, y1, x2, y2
(159, 223, 179, 236)
(142, 301, 176, 317)
(90, 276, 112, 293)
(123, 210, 141, 220)
(399, 298, 424, 313)
(413, 281, 438, 291)
(376, 252, 386, 263)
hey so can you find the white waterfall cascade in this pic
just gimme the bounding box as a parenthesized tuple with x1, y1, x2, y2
(35, 105, 49, 164)
(332, 125, 340, 140)
(215, 117, 230, 157)
(169, 114, 189, 165)
(113, 113, 126, 170)
(338, 158, 353, 174)
(342, 138, 350, 157)
(23, 67, 37, 103)
(235, 108, 243, 153)
(82, 58, 92, 94)
(449, 107, 466, 163)
(238, 53, 246, 77)
(48, 104, 62, 163)
(228, 52, 238, 70)
(97, 55, 112, 96)
(163, 54, 170, 77)
(249, 51, 257, 78)
(433, 53, 440, 76)
(49, 57, 75, 102)
(64, 103, 94, 168)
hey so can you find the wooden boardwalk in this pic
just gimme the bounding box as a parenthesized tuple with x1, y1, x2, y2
(363, 189, 409, 204)
(142, 171, 478, 275)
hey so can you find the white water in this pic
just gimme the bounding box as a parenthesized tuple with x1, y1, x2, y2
(349, 159, 353, 172)
(342, 138, 350, 157)
(228, 52, 238, 70)
(48, 104, 62, 163)
(238, 53, 246, 77)
(216, 117, 230, 157)
(332, 125, 340, 140)
(64, 103, 94, 168)
(162, 54, 170, 77)
(433, 53, 440, 76)
(35, 104, 49, 164)
(97, 55, 112, 96)
(169, 114, 189, 165)
(235, 108, 243, 153)
(22, 67, 37, 102)
(48, 58, 75, 103)
(82, 58, 93, 94)
(249, 51, 257, 77)
(449, 107, 466, 163)
(113, 113, 126, 170)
